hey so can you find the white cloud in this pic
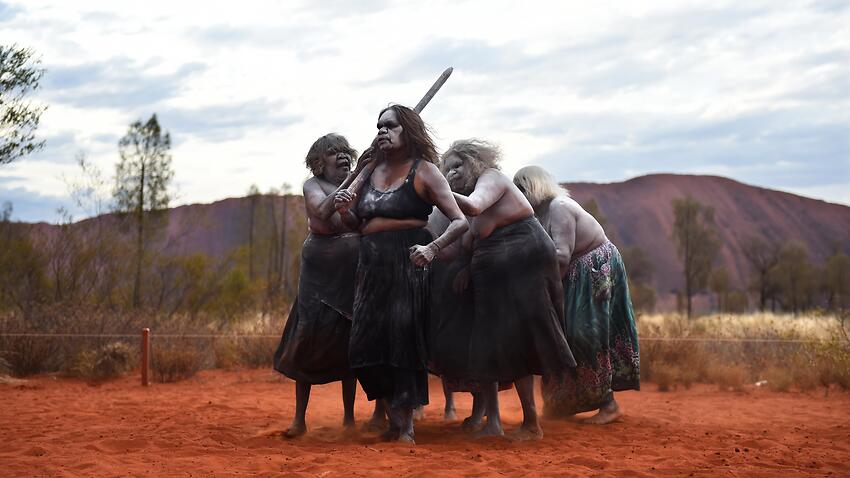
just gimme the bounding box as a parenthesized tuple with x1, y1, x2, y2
(1, 0, 848, 222)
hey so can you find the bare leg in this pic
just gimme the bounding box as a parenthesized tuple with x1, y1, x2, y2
(397, 406, 416, 444)
(285, 381, 310, 438)
(442, 379, 457, 421)
(342, 377, 356, 429)
(511, 375, 543, 440)
(381, 400, 402, 441)
(473, 382, 504, 438)
(462, 392, 486, 431)
(583, 394, 623, 425)
(362, 396, 388, 432)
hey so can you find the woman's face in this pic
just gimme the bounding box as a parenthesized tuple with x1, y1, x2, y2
(321, 146, 351, 185)
(376, 109, 404, 152)
(442, 153, 466, 190)
(443, 153, 476, 194)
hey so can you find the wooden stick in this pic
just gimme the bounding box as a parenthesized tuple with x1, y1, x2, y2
(346, 67, 454, 195)
(141, 328, 150, 386)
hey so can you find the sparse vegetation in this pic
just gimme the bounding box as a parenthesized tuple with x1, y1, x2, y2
(66, 342, 135, 380)
(638, 312, 850, 392)
(152, 344, 202, 383)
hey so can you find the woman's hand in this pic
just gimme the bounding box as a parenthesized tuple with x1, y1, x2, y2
(353, 146, 375, 175)
(409, 243, 438, 268)
(334, 189, 356, 213)
(452, 266, 470, 293)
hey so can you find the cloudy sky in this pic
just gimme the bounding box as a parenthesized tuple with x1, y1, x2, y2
(1, 0, 848, 223)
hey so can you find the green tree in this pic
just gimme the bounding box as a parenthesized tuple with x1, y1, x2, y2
(0, 203, 48, 313)
(621, 245, 656, 312)
(773, 242, 816, 314)
(742, 236, 781, 312)
(671, 195, 721, 319)
(825, 249, 850, 310)
(246, 184, 261, 281)
(709, 266, 731, 312)
(113, 114, 174, 308)
(1, 45, 46, 165)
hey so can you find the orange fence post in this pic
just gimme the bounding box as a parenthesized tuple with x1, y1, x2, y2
(141, 328, 150, 386)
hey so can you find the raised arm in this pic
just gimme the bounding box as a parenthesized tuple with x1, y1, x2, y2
(452, 169, 505, 216)
(333, 149, 378, 223)
(310, 170, 361, 221)
(549, 199, 577, 278)
(409, 162, 469, 267)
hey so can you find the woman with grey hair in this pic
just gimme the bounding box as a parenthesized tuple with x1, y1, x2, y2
(513, 165, 640, 425)
(442, 141, 575, 440)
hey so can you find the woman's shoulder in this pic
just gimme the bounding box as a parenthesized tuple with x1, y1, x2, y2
(413, 157, 441, 176)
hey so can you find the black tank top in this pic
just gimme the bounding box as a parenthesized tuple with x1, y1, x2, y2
(358, 159, 433, 222)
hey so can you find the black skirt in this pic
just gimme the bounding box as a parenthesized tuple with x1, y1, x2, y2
(428, 253, 474, 379)
(273, 233, 360, 384)
(349, 228, 432, 408)
(467, 216, 576, 382)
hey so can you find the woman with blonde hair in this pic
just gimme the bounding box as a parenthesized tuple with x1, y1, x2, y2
(514, 165, 640, 424)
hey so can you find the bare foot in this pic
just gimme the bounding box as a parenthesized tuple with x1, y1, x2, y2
(284, 422, 306, 438)
(342, 419, 357, 436)
(379, 428, 400, 442)
(444, 407, 458, 421)
(397, 432, 415, 445)
(473, 422, 504, 439)
(582, 404, 623, 425)
(361, 416, 388, 433)
(510, 425, 544, 441)
(413, 406, 425, 421)
(461, 415, 484, 431)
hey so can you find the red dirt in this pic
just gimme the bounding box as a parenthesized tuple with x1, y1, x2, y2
(2, 369, 848, 477)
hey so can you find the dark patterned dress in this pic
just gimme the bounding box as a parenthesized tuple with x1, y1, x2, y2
(543, 241, 641, 416)
(273, 232, 360, 384)
(348, 159, 434, 409)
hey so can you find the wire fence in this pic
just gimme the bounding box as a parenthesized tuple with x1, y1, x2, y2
(0, 332, 830, 343)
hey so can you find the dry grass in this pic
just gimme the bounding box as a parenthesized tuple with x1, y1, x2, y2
(152, 345, 202, 383)
(637, 311, 850, 392)
(3, 306, 846, 392)
(66, 342, 135, 380)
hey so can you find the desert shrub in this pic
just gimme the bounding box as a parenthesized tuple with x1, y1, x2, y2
(763, 366, 793, 392)
(652, 361, 679, 392)
(212, 336, 277, 369)
(811, 339, 850, 390)
(66, 342, 135, 380)
(235, 336, 277, 368)
(0, 336, 62, 377)
(678, 366, 698, 389)
(640, 338, 710, 385)
(709, 363, 749, 391)
(152, 344, 202, 383)
(212, 338, 240, 369)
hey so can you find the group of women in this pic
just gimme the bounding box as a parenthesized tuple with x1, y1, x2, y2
(273, 105, 640, 444)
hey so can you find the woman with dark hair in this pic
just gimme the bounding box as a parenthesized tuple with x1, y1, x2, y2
(334, 105, 468, 444)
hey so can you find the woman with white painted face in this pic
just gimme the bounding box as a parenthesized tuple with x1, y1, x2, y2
(334, 105, 468, 444)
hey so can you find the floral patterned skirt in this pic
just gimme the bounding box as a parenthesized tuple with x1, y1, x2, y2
(542, 241, 640, 416)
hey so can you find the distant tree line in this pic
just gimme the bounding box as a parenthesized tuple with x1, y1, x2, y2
(583, 196, 850, 318)
(0, 113, 305, 331)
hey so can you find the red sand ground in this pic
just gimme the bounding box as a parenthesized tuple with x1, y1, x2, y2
(1, 369, 849, 477)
